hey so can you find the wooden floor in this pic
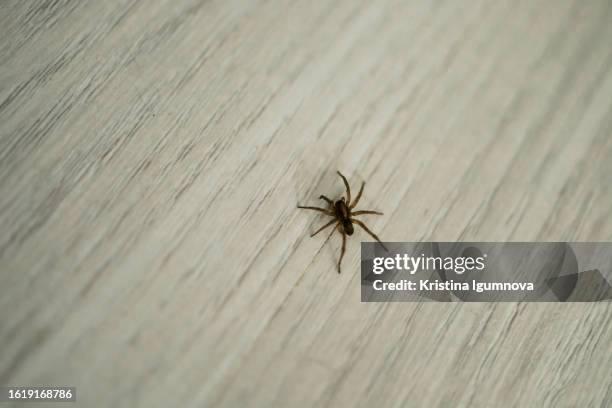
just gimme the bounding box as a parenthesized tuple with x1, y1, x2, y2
(1, 0, 612, 407)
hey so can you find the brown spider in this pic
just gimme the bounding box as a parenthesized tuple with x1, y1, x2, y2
(298, 171, 388, 273)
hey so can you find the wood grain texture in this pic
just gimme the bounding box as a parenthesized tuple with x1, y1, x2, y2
(1, 0, 612, 407)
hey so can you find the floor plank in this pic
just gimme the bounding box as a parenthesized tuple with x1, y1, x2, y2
(1, 0, 612, 406)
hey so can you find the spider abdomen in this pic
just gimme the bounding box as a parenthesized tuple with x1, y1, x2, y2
(343, 220, 354, 235)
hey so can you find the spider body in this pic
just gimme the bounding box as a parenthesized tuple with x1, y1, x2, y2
(334, 198, 354, 235)
(298, 171, 387, 273)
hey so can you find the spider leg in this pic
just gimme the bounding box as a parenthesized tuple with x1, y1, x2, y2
(351, 210, 383, 216)
(319, 195, 333, 205)
(324, 221, 338, 243)
(337, 171, 351, 204)
(338, 227, 347, 273)
(353, 219, 388, 252)
(297, 205, 334, 216)
(350, 181, 365, 209)
(311, 219, 337, 237)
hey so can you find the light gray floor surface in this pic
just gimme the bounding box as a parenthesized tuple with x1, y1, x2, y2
(1, 0, 612, 407)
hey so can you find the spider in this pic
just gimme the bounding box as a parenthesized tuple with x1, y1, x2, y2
(298, 171, 388, 273)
